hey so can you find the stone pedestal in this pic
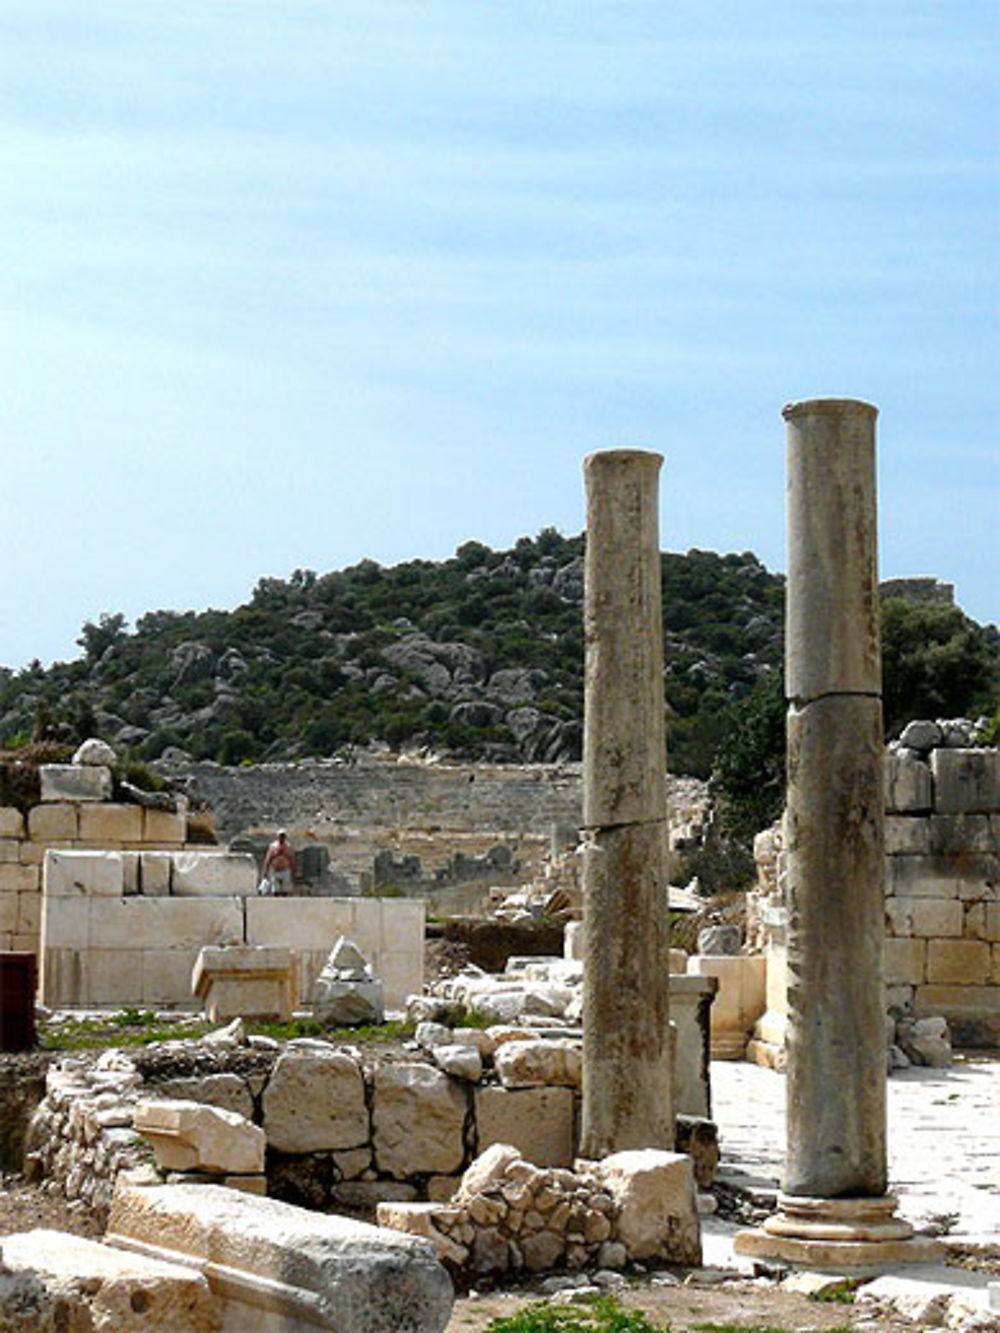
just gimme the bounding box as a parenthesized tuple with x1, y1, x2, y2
(580, 450, 673, 1159)
(192, 945, 297, 1023)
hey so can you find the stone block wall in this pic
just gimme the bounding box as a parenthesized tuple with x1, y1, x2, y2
(0, 800, 187, 960)
(884, 746, 1000, 1046)
(40, 848, 425, 1010)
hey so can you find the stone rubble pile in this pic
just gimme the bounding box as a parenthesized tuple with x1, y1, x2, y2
(377, 1141, 701, 1278)
(24, 1051, 156, 1221)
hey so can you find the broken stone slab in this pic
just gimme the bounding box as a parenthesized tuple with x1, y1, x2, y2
(40, 763, 113, 802)
(313, 978, 385, 1027)
(133, 1099, 265, 1175)
(192, 945, 297, 1024)
(0, 1228, 220, 1332)
(106, 1182, 453, 1332)
(591, 1150, 701, 1266)
(431, 1042, 483, 1081)
(313, 936, 385, 1025)
(325, 934, 373, 979)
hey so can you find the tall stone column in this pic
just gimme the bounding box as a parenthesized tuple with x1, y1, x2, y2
(784, 397, 886, 1197)
(580, 449, 673, 1160)
(735, 398, 939, 1266)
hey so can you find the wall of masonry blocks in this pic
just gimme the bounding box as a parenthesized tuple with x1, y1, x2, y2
(40, 847, 424, 1010)
(0, 797, 188, 959)
(884, 744, 1000, 1046)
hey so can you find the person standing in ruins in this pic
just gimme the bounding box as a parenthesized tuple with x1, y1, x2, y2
(261, 829, 295, 895)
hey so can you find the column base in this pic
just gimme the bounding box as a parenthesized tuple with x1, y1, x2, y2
(733, 1194, 944, 1269)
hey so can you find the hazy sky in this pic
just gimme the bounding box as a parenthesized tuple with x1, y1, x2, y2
(2, 2, 997, 670)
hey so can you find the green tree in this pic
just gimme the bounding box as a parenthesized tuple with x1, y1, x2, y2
(881, 599, 1000, 735)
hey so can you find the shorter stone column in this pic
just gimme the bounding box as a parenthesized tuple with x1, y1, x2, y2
(580, 450, 673, 1160)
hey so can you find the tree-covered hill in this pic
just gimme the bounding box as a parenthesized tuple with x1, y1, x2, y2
(1, 530, 996, 780)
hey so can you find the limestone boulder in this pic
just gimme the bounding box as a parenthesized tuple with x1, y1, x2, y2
(373, 1063, 468, 1177)
(494, 1039, 581, 1089)
(73, 737, 118, 766)
(431, 1043, 483, 1082)
(594, 1150, 701, 1265)
(263, 1048, 369, 1154)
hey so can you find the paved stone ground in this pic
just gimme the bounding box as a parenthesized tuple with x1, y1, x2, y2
(711, 1051, 1000, 1242)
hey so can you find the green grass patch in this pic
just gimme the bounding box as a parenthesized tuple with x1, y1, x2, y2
(38, 1011, 415, 1052)
(487, 1296, 668, 1332)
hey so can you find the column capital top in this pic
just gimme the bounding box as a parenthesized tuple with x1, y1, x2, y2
(782, 398, 878, 421)
(583, 448, 663, 469)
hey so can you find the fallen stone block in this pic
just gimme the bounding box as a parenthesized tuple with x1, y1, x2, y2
(0, 1228, 220, 1332)
(592, 1150, 701, 1266)
(107, 1183, 453, 1332)
(134, 1099, 265, 1175)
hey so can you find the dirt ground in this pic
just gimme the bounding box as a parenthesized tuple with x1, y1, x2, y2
(446, 1272, 918, 1331)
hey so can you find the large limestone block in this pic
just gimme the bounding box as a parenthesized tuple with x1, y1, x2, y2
(263, 1048, 369, 1153)
(0, 806, 25, 838)
(79, 802, 144, 844)
(92, 896, 244, 950)
(915, 984, 1000, 1048)
(926, 938, 990, 985)
(85, 948, 144, 1005)
(0, 862, 37, 894)
(884, 751, 932, 814)
(152, 1073, 255, 1121)
(0, 894, 17, 934)
(474, 1085, 575, 1167)
(932, 748, 1000, 814)
(107, 1183, 453, 1332)
(246, 896, 357, 950)
(44, 849, 124, 898)
(143, 806, 187, 844)
(39, 763, 112, 802)
(171, 851, 258, 897)
(884, 937, 927, 985)
(0, 1228, 220, 1332)
(373, 1063, 468, 1177)
(929, 813, 993, 855)
(140, 850, 173, 896)
(784, 398, 880, 701)
(142, 949, 203, 1006)
(27, 801, 78, 840)
(494, 1038, 581, 1089)
(594, 1150, 701, 1265)
(884, 815, 930, 856)
(134, 1099, 265, 1174)
(885, 897, 962, 939)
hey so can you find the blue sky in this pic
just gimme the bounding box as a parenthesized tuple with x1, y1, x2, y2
(2, 2, 997, 669)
